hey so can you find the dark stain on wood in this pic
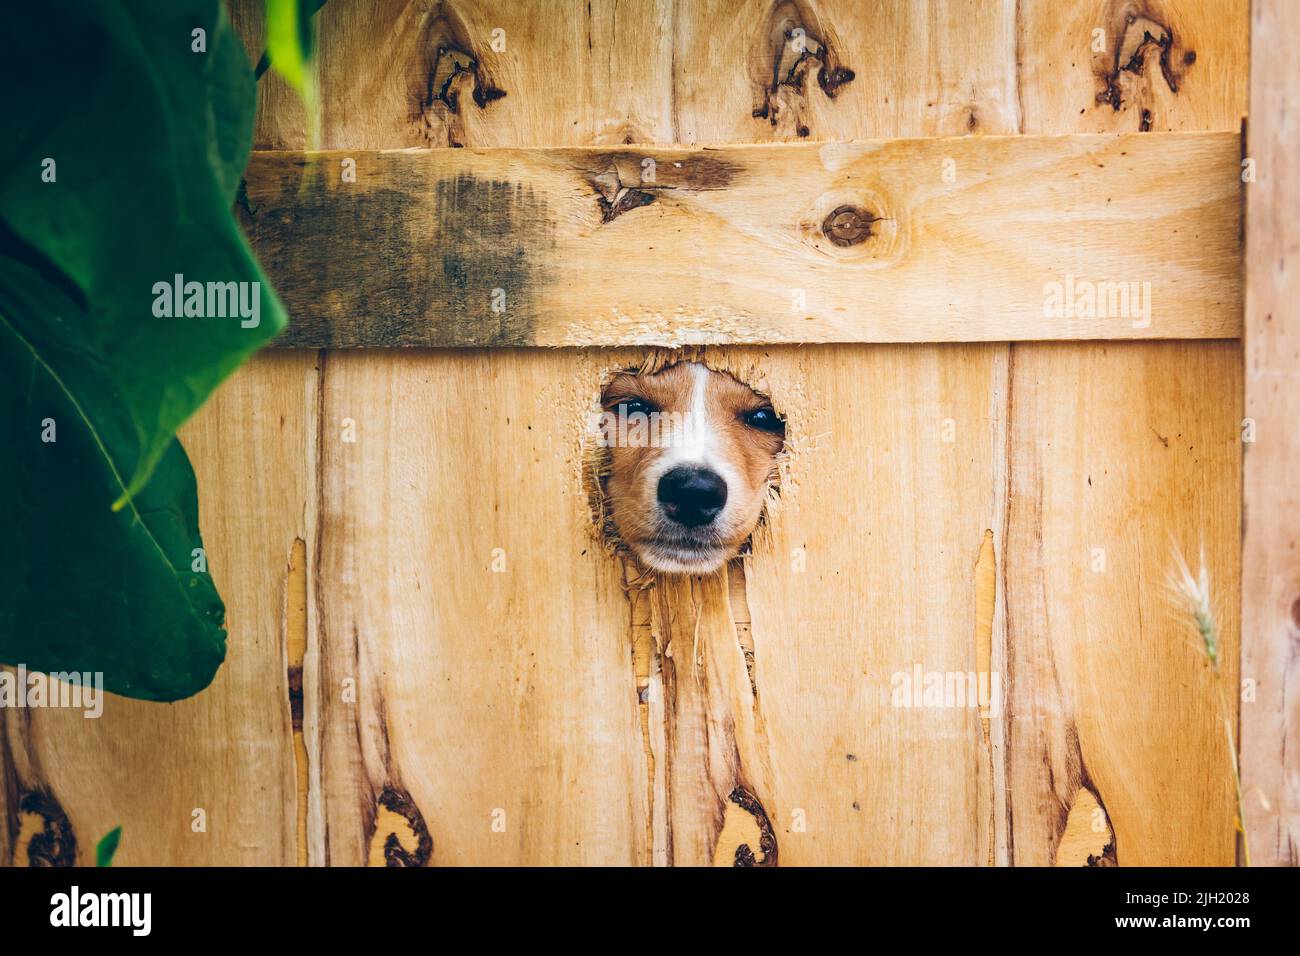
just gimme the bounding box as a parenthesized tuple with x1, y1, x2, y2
(582, 150, 741, 192)
(235, 177, 259, 219)
(728, 785, 778, 867)
(1087, 839, 1119, 866)
(19, 790, 77, 867)
(598, 184, 656, 222)
(752, 1, 855, 135)
(583, 150, 741, 222)
(247, 158, 554, 347)
(372, 786, 434, 867)
(434, 173, 550, 342)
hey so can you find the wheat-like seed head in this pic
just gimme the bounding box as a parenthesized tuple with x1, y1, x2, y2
(1166, 543, 1218, 672)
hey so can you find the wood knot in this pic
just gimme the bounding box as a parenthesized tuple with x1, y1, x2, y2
(368, 786, 433, 867)
(822, 204, 875, 246)
(18, 790, 77, 866)
(713, 786, 778, 866)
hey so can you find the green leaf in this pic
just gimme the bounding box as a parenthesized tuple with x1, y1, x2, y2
(0, 260, 227, 700)
(96, 827, 123, 867)
(265, 0, 326, 149)
(265, 0, 311, 96)
(255, 1, 328, 81)
(0, 1, 286, 699)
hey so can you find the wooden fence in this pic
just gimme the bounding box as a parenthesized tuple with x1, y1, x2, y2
(5, 0, 1295, 866)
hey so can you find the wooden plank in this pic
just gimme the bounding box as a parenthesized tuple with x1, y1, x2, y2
(1006, 0, 1248, 867)
(1004, 340, 1241, 865)
(1018, 0, 1249, 135)
(1241, 0, 1300, 867)
(710, 343, 1006, 865)
(312, 0, 673, 150)
(670, 0, 1022, 142)
(242, 133, 1242, 347)
(313, 350, 645, 865)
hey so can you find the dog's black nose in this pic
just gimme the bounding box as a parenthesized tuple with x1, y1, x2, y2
(657, 466, 728, 527)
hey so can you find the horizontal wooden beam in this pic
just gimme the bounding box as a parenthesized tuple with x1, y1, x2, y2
(241, 132, 1242, 347)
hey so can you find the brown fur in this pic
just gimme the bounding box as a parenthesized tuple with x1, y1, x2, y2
(596, 361, 784, 574)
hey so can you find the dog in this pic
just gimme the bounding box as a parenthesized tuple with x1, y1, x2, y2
(598, 361, 785, 574)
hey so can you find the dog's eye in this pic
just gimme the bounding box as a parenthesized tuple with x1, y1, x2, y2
(744, 407, 783, 432)
(617, 398, 657, 416)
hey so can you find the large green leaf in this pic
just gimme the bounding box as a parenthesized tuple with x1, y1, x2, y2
(0, 1, 286, 700)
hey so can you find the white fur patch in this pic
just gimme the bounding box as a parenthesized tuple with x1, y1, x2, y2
(647, 364, 742, 526)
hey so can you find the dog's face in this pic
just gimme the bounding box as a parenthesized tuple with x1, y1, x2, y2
(599, 362, 784, 574)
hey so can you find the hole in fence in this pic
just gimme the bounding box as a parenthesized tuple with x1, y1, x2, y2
(586, 356, 786, 576)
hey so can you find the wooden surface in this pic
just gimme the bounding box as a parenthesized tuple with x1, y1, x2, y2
(1007, 0, 1246, 867)
(312, 349, 642, 865)
(2, 0, 1255, 866)
(244, 133, 1242, 346)
(1005, 340, 1241, 866)
(1242, 0, 1300, 867)
(2, 352, 315, 865)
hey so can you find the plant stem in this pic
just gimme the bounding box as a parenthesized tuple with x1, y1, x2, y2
(1214, 675, 1251, 867)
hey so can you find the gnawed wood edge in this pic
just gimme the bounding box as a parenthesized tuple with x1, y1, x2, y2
(239, 132, 1243, 347)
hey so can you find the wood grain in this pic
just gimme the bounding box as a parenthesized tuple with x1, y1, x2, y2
(1241, 0, 1300, 867)
(243, 133, 1242, 347)
(671, 0, 1022, 142)
(1018, 0, 1249, 136)
(713, 343, 1006, 865)
(313, 349, 644, 865)
(1006, 0, 1247, 867)
(1004, 341, 1241, 866)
